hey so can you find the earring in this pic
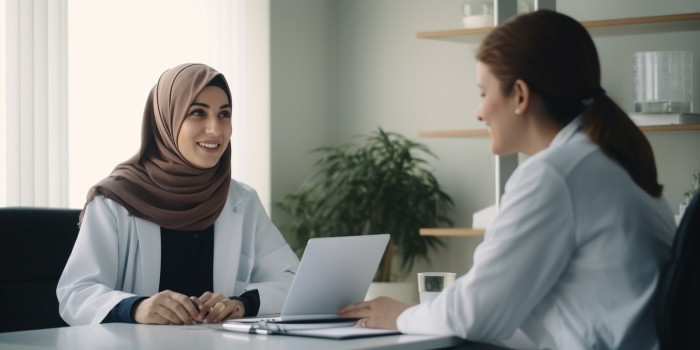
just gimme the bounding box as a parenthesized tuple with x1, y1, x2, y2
(514, 108, 521, 115)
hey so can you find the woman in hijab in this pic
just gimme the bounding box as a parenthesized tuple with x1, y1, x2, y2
(57, 63, 299, 326)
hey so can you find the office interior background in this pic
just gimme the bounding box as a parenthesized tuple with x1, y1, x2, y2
(2, 0, 700, 285)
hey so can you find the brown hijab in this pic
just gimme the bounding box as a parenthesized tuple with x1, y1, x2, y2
(79, 63, 232, 230)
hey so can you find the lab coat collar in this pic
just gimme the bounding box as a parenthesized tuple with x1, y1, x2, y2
(213, 196, 243, 296)
(135, 218, 161, 296)
(227, 179, 247, 208)
(549, 115, 583, 149)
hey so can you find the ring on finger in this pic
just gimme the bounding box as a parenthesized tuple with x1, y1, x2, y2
(212, 302, 226, 313)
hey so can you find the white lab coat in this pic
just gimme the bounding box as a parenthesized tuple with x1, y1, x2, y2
(57, 179, 299, 326)
(397, 117, 675, 350)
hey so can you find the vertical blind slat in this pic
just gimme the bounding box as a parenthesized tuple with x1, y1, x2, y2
(34, 0, 49, 206)
(19, 0, 35, 205)
(6, 0, 21, 204)
(6, 0, 67, 207)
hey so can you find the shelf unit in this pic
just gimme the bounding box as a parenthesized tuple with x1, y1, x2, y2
(419, 123, 700, 139)
(417, 12, 700, 40)
(418, 10, 700, 237)
(420, 228, 485, 237)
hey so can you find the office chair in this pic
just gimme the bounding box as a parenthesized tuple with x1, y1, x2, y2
(0, 207, 81, 332)
(655, 193, 700, 349)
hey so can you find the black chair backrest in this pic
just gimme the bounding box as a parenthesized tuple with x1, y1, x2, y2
(655, 194, 700, 349)
(0, 207, 80, 333)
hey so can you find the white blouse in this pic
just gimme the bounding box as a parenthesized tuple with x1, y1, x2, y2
(397, 117, 675, 350)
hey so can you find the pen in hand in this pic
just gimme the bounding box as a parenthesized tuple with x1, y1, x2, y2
(190, 297, 204, 322)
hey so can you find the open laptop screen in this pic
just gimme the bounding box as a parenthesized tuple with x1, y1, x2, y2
(237, 233, 390, 323)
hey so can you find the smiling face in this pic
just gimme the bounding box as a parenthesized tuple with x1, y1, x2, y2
(475, 62, 524, 156)
(177, 85, 232, 169)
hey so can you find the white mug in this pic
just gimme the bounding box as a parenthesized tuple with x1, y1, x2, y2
(417, 272, 456, 303)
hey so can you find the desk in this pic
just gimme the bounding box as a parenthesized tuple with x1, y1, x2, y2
(0, 323, 491, 350)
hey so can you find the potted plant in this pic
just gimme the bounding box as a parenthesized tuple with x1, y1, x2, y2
(278, 128, 454, 282)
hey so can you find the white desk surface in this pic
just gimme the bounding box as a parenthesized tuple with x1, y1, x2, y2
(0, 323, 465, 350)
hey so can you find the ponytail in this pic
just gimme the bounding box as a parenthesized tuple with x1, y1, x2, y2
(583, 95, 663, 197)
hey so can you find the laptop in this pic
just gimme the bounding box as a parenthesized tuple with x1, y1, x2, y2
(234, 233, 390, 323)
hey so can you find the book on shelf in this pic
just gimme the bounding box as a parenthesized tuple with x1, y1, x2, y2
(628, 113, 700, 126)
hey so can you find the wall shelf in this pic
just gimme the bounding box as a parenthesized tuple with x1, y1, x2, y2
(418, 129, 489, 138)
(420, 228, 485, 237)
(420, 124, 700, 138)
(638, 124, 700, 133)
(417, 12, 700, 41)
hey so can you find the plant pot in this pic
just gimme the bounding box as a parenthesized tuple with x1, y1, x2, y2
(365, 281, 418, 304)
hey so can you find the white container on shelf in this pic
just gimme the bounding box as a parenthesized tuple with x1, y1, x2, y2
(462, 0, 493, 28)
(461, 0, 531, 28)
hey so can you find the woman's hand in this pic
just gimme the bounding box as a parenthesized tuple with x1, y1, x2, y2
(133, 290, 200, 325)
(193, 291, 245, 323)
(338, 296, 414, 329)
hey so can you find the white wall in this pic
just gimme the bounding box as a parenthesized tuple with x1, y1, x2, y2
(270, 0, 700, 279)
(333, 0, 492, 278)
(270, 0, 338, 247)
(221, 0, 273, 210)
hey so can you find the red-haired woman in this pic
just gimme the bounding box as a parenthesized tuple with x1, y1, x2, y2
(340, 10, 674, 349)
